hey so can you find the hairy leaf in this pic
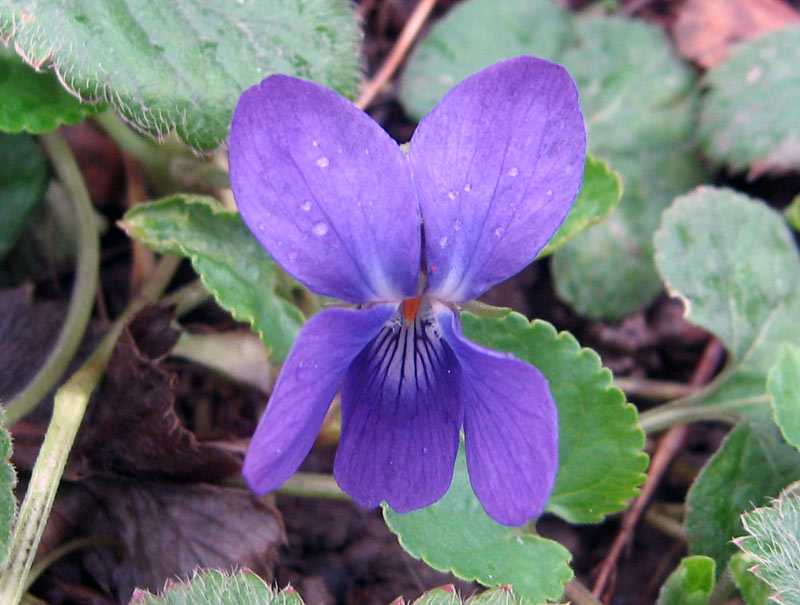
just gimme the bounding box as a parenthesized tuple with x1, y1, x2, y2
(0, 0, 360, 149)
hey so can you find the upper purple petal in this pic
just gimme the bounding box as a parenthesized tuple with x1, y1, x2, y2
(440, 313, 558, 525)
(409, 56, 586, 301)
(243, 305, 394, 494)
(334, 301, 463, 512)
(229, 75, 421, 304)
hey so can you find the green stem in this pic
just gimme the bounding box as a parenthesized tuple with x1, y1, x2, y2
(638, 403, 740, 434)
(161, 278, 211, 317)
(613, 377, 699, 401)
(24, 536, 117, 592)
(563, 579, 603, 605)
(276, 473, 350, 501)
(6, 131, 100, 425)
(0, 255, 179, 605)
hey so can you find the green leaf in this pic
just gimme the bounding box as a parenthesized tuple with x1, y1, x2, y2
(729, 553, 771, 605)
(768, 343, 800, 450)
(399, 1, 705, 319)
(653, 187, 800, 424)
(130, 570, 305, 604)
(407, 586, 519, 605)
(656, 556, 715, 605)
(0, 0, 361, 150)
(0, 408, 16, 567)
(120, 195, 304, 363)
(785, 195, 800, 232)
(461, 312, 648, 523)
(736, 490, 800, 604)
(0, 45, 101, 133)
(467, 587, 518, 605)
(685, 422, 800, 574)
(538, 155, 621, 258)
(412, 586, 462, 605)
(383, 444, 573, 604)
(0, 132, 47, 262)
(700, 25, 800, 174)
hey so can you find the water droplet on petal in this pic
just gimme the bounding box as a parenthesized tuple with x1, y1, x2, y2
(312, 139, 319, 147)
(452, 219, 462, 231)
(364, 148, 370, 155)
(494, 227, 505, 237)
(438, 236, 448, 249)
(546, 189, 553, 196)
(316, 156, 329, 168)
(300, 200, 312, 211)
(288, 251, 298, 261)
(507, 166, 519, 177)
(447, 190, 457, 201)
(312, 221, 328, 236)
(257, 222, 265, 231)
(337, 147, 343, 154)
(463, 183, 472, 192)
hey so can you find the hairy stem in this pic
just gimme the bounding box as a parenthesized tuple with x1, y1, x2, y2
(638, 403, 741, 434)
(0, 256, 179, 605)
(277, 473, 350, 501)
(5, 131, 100, 425)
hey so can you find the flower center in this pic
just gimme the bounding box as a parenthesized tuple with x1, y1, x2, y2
(401, 297, 423, 323)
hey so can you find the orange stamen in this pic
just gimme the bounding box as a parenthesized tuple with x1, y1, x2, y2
(402, 297, 422, 322)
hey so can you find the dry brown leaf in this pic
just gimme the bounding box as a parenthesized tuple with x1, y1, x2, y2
(674, 0, 800, 68)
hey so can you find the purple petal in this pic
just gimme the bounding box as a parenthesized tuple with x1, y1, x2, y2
(440, 313, 558, 526)
(334, 301, 464, 512)
(243, 305, 394, 494)
(409, 56, 586, 301)
(229, 75, 421, 304)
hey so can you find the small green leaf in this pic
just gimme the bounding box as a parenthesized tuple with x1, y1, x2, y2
(467, 587, 517, 605)
(1, 0, 361, 150)
(412, 586, 462, 605)
(384, 444, 573, 604)
(0, 132, 47, 262)
(685, 422, 800, 574)
(729, 553, 771, 605)
(768, 343, 800, 450)
(785, 195, 800, 232)
(654, 187, 800, 424)
(538, 155, 621, 258)
(120, 195, 304, 363)
(400, 2, 706, 318)
(0, 45, 101, 133)
(461, 312, 648, 523)
(130, 570, 304, 604)
(656, 556, 715, 605)
(700, 25, 800, 174)
(0, 408, 17, 567)
(736, 490, 800, 604)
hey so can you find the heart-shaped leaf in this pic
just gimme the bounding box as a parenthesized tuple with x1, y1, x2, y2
(652, 187, 800, 427)
(768, 343, 800, 450)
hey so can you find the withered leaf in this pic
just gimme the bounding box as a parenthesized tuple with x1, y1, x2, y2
(71, 304, 240, 482)
(40, 478, 284, 603)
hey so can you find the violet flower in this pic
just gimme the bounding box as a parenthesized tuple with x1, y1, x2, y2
(229, 56, 586, 526)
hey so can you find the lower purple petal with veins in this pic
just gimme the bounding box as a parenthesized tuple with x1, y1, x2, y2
(243, 305, 394, 494)
(441, 312, 558, 526)
(334, 302, 464, 512)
